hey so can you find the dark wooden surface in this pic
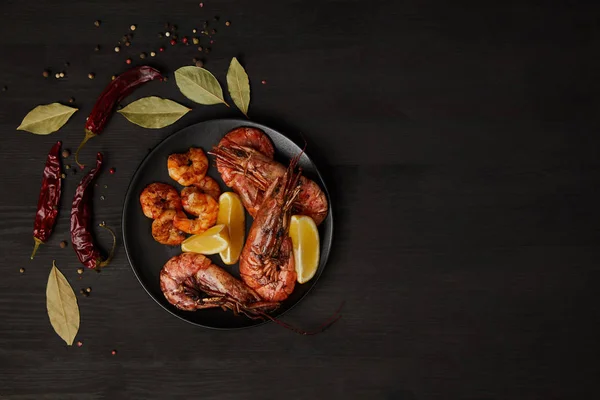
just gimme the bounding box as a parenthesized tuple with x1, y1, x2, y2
(1, 1, 599, 399)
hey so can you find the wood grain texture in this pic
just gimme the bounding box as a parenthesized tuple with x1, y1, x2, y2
(1, 0, 600, 399)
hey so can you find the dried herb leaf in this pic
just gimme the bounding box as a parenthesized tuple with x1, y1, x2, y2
(17, 103, 78, 135)
(46, 261, 80, 346)
(174, 66, 228, 106)
(226, 57, 250, 118)
(117, 96, 191, 128)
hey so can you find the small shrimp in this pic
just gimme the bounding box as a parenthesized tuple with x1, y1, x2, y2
(217, 127, 275, 159)
(168, 147, 208, 186)
(194, 176, 221, 200)
(160, 253, 279, 315)
(152, 209, 187, 245)
(139, 182, 182, 219)
(173, 188, 218, 234)
(239, 155, 302, 302)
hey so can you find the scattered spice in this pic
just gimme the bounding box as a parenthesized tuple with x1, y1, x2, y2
(226, 21, 231, 26)
(159, 47, 165, 52)
(210, 40, 214, 44)
(197, 46, 203, 52)
(111, 75, 117, 80)
(182, 37, 189, 44)
(80, 289, 89, 297)
(62, 149, 70, 158)
(130, 24, 137, 31)
(31, 142, 62, 259)
(60, 240, 67, 248)
(77, 341, 83, 347)
(64, 62, 70, 67)
(43, 70, 50, 78)
(95, 45, 101, 52)
(94, 20, 101, 27)
(199, 2, 204, 7)
(205, 47, 211, 54)
(262, 80, 267, 85)
(150, 51, 156, 57)
(86, 287, 92, 293)
(140, 52, 146, 59)
(170, 39, 177, 46)
(111, 350, 117, 355)
(125, 41, 131, 47)
(100, 195, 105, 201)
(195, 60, 204, 68)
(77, 268, 84, 274)
(55, 73, 60, 79)
(68, 97, 75, 103)
(104, 185, 108, 189)
(126, 58, 132, 64)
(214, 16, 220, 21)
(192, 37, 199, 45)
(192, 28, 197, 34)
(59, 72, 65, 78)
(65, 164, 71, 170)
(88, 73, 95, 79)
(19, 267, 25, 274)
(165, 31, 171, 37)
(211, 29, 216, 34)
(114, 46, 121, 53)
(109, 168, 115, 174)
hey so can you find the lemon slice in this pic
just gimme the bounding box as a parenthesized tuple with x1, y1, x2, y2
(289, 215, 320, 284)
(181, 224, 229, 254)
(217, 192, 245, 265)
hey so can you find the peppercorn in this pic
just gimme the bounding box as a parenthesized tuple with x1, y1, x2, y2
(159, 47, 165, 52)
(124, 41, 131, 47)
(59, 72, 65, 78)
(111, 350, 117, 355)
(130, 24, 136, 31)
(88, 72, 95, 79)
(19, 267, 25, 274)
(77, 341, 83, 347)
(192, 37, 199, 45)
(192, 28, 197, 34)
(226, 21, 231, 27)
(165, 31, 171, 37)
(42, 70, 50, 78)
(205, 47, 211, 54)
(182, 37, 189, 44)
(95, 45, 101, 52)
(109, 167, 115, 174)
(65, 165, 71, 170)
(80, 289, 89, 297)
(86, 287, 92, 293)
(262, 80, 267, 84)
(114, 46, 121, 53)
(94, 20, 101, 27)
(170, 39, 177, 45)
(77, 268, 84, 274)
(100, 195, 105, 201)
(197, 46, 203, 52)
(55, 73, 61, 79)
(140, 52, 146, 59)
(68, 97, 75, 103)
(60, 241, 67, 248)
(61, 173, 66, 179)
(195, 60, 204, 68)
(199, 2, 204, 7)
(62, 149, 70, 158)
(150, 51, 156, 57)
(111, 75, 117, 80)
(126, 58, 132, 64)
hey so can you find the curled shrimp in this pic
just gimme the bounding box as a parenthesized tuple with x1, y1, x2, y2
(194, 176, 221, 200)
(239, 156, 302, 302)
(140, 182, 182, 219)
(152, 209, 187, 245)
(160, 253, 279, 315)
(168, 148, 208, 186)
(173, 187, 218, 234)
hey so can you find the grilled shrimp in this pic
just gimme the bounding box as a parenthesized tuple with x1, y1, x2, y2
(152, 209, 187, 245)
(239, 156, 302, 302)
(168, 147, 208, 186)
(160, 253, 279, 316)
(139, 182, 182, 219)
(194, 176, 221, 200)
(211, 140, 328, 225)
(217, 127, 275, 159)
(173, 187, 218, 234)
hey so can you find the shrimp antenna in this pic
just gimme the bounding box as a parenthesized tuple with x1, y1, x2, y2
(260, 301, 344, 336)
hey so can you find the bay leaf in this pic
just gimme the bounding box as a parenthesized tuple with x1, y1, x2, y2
(226, 57, 250, 118)
(17, 103, 78, 135)
(46, 261, 80, 346)
(117, 96, 191, 128)
(174, 66, 229, 106)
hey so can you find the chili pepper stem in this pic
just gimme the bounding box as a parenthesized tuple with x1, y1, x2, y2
(30, 237, 43, 260)
(97, 224, 117, 268)
(75, 130, 97, 169)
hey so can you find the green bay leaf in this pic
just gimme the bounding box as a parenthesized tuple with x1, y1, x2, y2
(174, 66, 228, 106)
(117, 96, 191, 128)
(226, 57, 250, 118)
(17, 103, 77, 135)
(46, 261, 80, 346)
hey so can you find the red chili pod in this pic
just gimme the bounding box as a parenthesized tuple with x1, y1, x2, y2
(75, 66, 163, 168)
(70, 153, 116, 269)
(31, 141, 62, 259)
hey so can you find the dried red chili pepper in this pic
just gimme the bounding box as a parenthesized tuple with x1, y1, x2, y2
(70, 152, 116, 269)
(75, 66, 163, 168)
(31, 141, 63, 259)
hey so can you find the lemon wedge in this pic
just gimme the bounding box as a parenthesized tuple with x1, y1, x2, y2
(217, 192, 245, 264)
(181, 224, 229, 254)
(289, 215, 320, 284)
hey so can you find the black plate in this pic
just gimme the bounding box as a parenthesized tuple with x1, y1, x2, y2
(122, 119, 333, 329)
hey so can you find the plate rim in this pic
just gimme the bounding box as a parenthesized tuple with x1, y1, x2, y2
(121, 118, 334, 330)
